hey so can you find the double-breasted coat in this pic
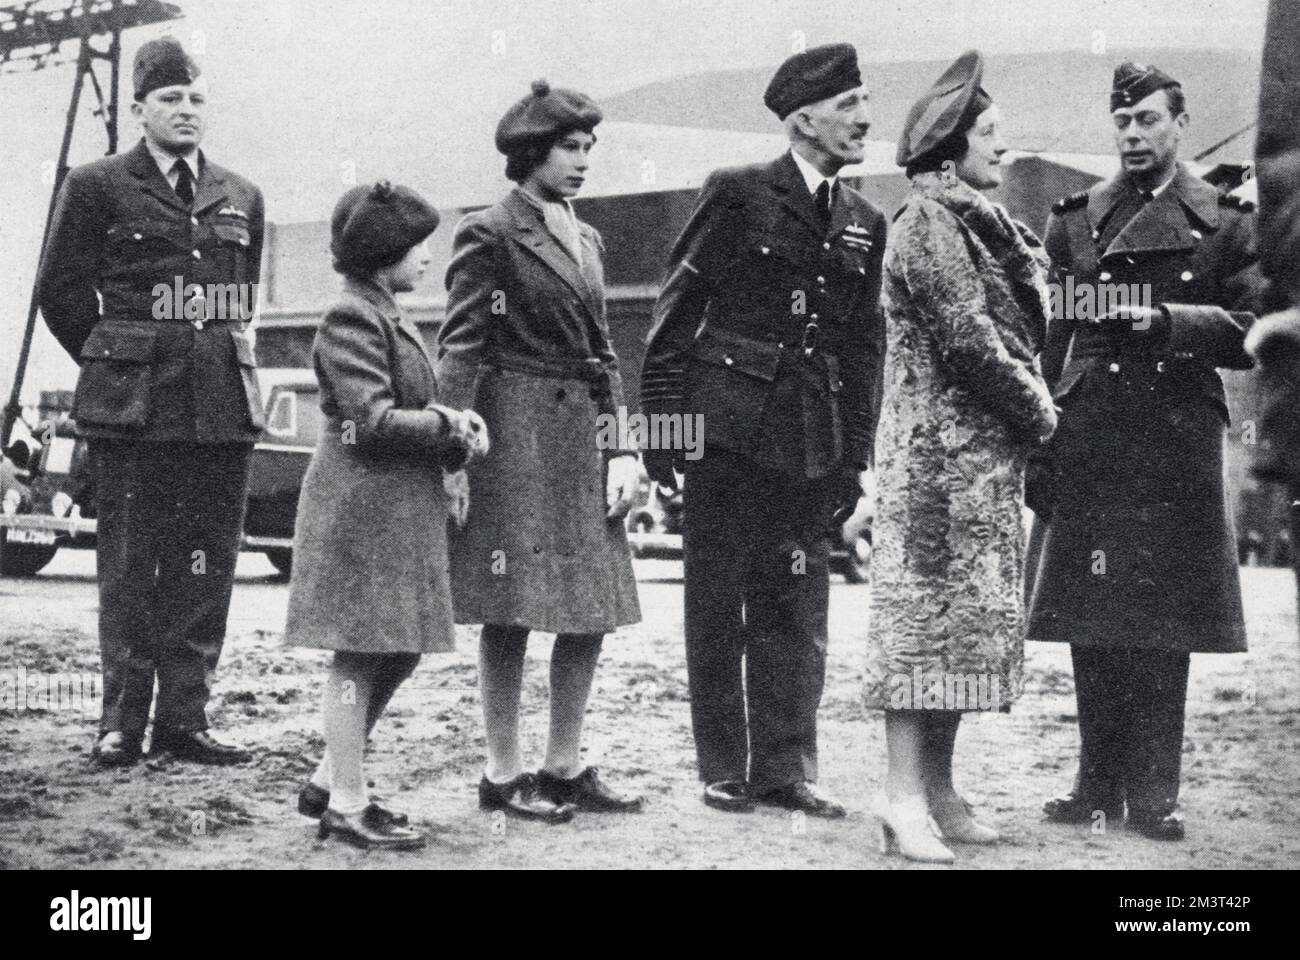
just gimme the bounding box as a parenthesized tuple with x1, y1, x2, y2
(436, 188, 640, 635)
(285, 278, 461, 654)
(863, 173, 1057, 711)
(1026, 164, 1264, 653)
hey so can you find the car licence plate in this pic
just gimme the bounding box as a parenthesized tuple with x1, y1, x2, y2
(6, 528, 57, 546)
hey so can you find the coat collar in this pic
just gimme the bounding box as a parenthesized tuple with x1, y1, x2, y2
(342, 275, 432, 361)
(126, 137, 229, 215)
(1090, 162, 1219, 259)
(501, 188, 599, 319)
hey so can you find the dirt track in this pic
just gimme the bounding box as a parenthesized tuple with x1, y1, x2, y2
(1, 553, 1297, 870)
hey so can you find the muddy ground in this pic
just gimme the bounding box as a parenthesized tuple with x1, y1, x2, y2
(1, 552, 1297, 870)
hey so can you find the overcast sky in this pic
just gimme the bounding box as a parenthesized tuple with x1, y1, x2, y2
(0, 0, 1271, 395)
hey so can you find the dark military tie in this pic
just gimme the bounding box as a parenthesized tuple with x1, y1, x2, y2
(172, 159, 194, 206)
(815, 180, 833, 233)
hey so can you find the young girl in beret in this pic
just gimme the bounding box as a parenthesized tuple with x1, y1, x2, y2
(437, 81, 644, 822)
(286, 181, 488, 851)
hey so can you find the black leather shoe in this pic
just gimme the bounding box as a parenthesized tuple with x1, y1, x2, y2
(478, 773, 575, 823)
(150, 729, 251, 765)
(1042, 793, 1124, 824)
(759, 781, 847, 819)
(702, 780, 754, 813)
(536, 767, 645, 813)
(317, 806, 426, 851)
(91, 731, 141, 768)
(1129, 809, 1185, 841)
(297, 783, 409, 826)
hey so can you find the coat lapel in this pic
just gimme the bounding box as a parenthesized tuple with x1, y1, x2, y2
(126, 139, 190, 213)
(192, 156, 230, 216)
(346, 278, 436, 368)
(1101, 166, 1214, 259)
(503, 190, 600, 321)
(767, 152, 825, 239)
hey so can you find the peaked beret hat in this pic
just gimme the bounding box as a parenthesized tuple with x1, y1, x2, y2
(896, 49, 993, 167)
(495, 79, 603, 154)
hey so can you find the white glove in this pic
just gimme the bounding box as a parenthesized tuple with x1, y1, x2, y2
(443, 469, 470, 528)
(605, 453, 641, 521)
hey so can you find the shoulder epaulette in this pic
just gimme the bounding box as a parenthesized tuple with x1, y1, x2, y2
(1051, 191, 1089, 214)
(1218, 192, 1255, 212)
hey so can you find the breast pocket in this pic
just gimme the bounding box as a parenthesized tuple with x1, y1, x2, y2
(107, 219, 184, 265)
(73, 325, 159, 428)
(212, 220, 253, 279)
(229, 328, 267, 430)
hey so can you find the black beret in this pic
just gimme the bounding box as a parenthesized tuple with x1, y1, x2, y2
(133, 36, 200, 101)
(330, 181, 440, 275)
(495, 80, 603, 155)
(1110, 61, 1180, 111)
(763, 43, 862, 120)
(896, 49, 992, 168)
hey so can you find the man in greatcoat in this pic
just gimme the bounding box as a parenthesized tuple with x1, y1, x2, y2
(1027, 62, 1263, 840)
(641, 44, 887, 816)
(38, 37, 266, 767)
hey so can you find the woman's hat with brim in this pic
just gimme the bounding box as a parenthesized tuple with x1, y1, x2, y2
(896, 49, 992, 167)
(495, 79, 603, 155)
(330, 180, 440, 275)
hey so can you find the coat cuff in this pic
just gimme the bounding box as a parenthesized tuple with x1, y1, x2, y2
(1161, 303, 1253, 369)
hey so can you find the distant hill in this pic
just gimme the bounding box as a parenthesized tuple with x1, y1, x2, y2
(601, 48, 1261, 161)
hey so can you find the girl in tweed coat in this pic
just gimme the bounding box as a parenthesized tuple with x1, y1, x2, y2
(863, 52, 1058, 862)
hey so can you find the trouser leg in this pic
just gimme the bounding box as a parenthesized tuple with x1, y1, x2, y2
(152, 444, 252, 733)
(745, 471, 830, 792)
(1069, 645, 1127, 810)
(89, 440, 166, 743)
(683, 452, 756, 785)
(1123, 649, 1190, 816)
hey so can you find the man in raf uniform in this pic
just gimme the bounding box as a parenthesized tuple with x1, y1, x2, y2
(1027, 62, 1262, 839)
(641, 44, 886, 816)
(38, 37, 266, 767)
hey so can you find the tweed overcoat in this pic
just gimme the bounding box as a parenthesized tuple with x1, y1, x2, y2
(436, 189, 640, 634)
(1026, 165, 1262, 653)
(285, 278, 460, 654)
(864, 173, 1056, 711)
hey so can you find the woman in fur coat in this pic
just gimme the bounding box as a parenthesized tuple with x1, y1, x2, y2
(862, 51, 1058, 862)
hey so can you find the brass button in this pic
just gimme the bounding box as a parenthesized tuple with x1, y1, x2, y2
(1181, 270, 1193, 281)
(1099, 271, 1112, 282)
(810, 313, 819, 321)
(723, 355, 734, 367)
(761, 246, 770, 255)
(816, 275, 826, 284)
(822, 242, 831, 250)
(191, 216, 199, 226)
(1191, 229, 1202, 240)
(132, 232, 143, 240)
(1108, 362, 1120, 373)
(1156, 361, 1167, 373)
(192, 249, 202, 260)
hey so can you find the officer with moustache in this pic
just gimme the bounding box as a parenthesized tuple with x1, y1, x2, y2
(641, 44, 886, 816)
(38, 37, 266, 767)
(1027, 63, 1263, 840)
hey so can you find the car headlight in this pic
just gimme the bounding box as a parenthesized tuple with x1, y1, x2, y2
(51, 492, 74, 518)
(2, 488, 21, 516)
